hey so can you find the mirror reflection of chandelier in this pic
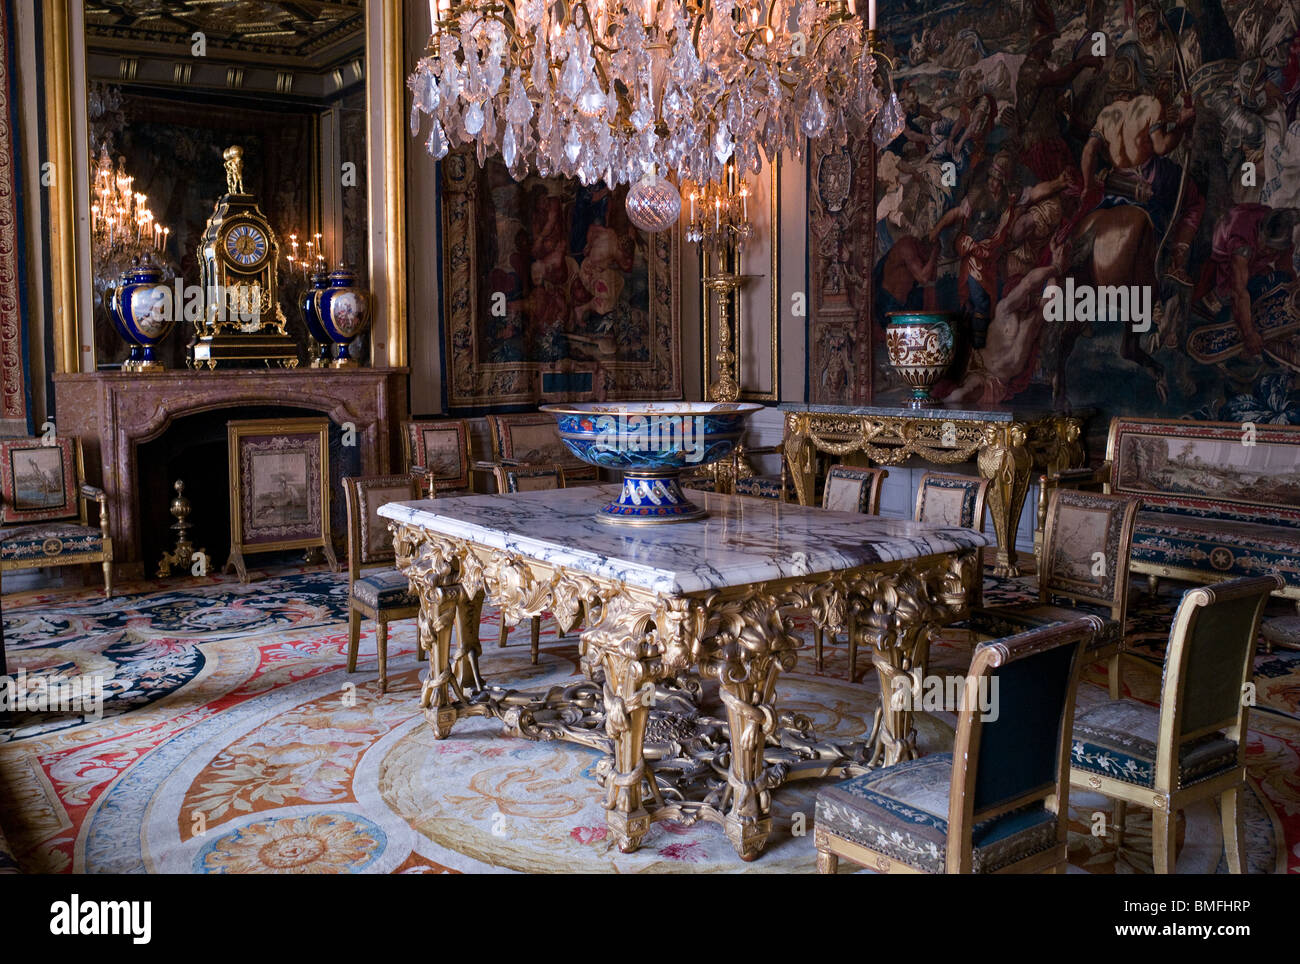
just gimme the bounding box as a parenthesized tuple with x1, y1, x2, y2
(408, 0, 902, 226)
(90, 145, 170, 259)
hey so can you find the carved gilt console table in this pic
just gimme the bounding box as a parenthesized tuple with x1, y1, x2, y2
(780, 403, 1089, 578)
(380, 485, 989, 861)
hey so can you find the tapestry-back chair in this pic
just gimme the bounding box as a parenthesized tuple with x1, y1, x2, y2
(968, 488, 1140, 699)
(813, 464, 889, 679)
(0, 436, 112, 597)
(401, 418, 472, 496)
(343, 474, 424, 693)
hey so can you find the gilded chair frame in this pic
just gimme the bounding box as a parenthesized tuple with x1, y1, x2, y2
(343, 473, 423, 693)
(816, 617, 1096, 874)
(41, 0, 409, 373)
(1070, 574, 1279, 874)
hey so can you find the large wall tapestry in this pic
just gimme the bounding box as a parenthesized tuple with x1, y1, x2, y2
(811, 0, 1300, 450)
(440, 148, 681, 411)
(0, 0, 30, 436)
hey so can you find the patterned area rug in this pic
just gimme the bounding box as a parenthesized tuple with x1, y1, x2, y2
(1, 568, 1296, 873)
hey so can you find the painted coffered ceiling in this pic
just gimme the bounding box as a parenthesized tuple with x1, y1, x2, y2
(84, 1, 364, 68)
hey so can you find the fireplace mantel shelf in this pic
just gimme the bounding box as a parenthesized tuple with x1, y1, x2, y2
(54, 368, 409, 575)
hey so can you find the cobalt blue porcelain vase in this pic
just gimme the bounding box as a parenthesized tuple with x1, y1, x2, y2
(313, 264, 371, 368)
(107, 259, 175, 372)
(301, 269, 332, 367)
(539, 401, 762, 524)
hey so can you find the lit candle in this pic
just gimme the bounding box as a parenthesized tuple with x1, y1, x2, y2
(741, 186, 748, 220)
(868, 0, 876, 29)
(715, 197, 720, 230)
(689, 190, 695, 222)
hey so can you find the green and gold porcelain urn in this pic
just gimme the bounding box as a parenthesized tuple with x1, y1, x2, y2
(885, 311, 958, 408)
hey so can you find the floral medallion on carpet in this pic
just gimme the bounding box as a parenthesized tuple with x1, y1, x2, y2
(1, 569, 1296, 873)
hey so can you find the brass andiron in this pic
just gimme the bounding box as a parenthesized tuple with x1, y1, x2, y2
(157, 480, 207, 578)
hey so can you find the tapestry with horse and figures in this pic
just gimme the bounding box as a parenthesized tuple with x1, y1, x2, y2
(810, 0, 1300, 450)
(439, 147, 682, 411)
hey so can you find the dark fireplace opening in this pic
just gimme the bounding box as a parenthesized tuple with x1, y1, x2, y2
(135, 406, 361, 579)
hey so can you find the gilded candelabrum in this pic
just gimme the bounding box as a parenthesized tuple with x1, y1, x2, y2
(688, 161, 754, 403)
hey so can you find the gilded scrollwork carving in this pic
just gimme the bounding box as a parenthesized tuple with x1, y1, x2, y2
(390, 516, 984, 860)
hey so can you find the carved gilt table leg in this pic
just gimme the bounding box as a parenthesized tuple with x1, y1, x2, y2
(454, 591, 485, 693)
(978, 424, 1033, 578)
(583, 593, 663, 854)
(856, 552, 979, 767)
(702, 592, 801, 860)
(416, 585, 461, 738)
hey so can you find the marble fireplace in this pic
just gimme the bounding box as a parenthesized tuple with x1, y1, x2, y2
(52, 369, 408, 579)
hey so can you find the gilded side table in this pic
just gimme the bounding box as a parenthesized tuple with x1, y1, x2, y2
(380, 485, 989, 861)
(780, 403, 1088, 577)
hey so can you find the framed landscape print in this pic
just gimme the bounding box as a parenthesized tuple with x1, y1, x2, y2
(225, 418, 338, 582)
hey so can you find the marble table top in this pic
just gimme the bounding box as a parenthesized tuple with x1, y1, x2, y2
(379, 485, 991, 596)
(779, 401, 1075, 422)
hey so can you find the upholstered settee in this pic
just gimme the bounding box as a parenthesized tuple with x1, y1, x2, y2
(1044, 417, 1299, 610)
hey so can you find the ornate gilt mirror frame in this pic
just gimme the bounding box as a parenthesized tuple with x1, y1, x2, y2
(41, 0, 408, 374)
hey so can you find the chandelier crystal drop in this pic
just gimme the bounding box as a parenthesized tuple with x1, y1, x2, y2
(409, 0, 898, 197)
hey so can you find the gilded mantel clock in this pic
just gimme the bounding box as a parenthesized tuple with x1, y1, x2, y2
(192, 146, 299, 368)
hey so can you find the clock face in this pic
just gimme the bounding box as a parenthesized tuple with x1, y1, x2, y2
(223, 223, 268, 268)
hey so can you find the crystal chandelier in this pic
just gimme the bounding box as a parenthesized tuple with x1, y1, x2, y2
(408, 0, 903, 217)
(91, 145, 170, 256)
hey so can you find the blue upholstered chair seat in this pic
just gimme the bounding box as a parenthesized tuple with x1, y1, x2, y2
(350, 568, 417, 609)
(1071, 699, 1238, 789)
(0, 522, 104, 562)
(815, 754, 1059, 873)
(967, 603, 1122, 653)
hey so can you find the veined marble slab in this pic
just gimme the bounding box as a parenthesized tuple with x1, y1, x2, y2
(779, 401, 1059, 422)
(379, 485, 990, 596)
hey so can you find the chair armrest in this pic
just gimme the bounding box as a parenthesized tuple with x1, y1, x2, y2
(80, 484, 111, 538)
(1036, 462, 1111, 534)
(409, 465, 436, 496)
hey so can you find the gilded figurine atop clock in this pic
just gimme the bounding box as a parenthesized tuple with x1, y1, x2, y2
(192, 145, 298, 368)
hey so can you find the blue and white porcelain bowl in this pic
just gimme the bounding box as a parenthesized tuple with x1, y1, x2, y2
(539, 401, 762, 523)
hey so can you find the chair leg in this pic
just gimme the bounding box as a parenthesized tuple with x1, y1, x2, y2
(1112, 799, 1128, 850)
(816, 850, 838, 874)
(1147, 574, 1159, 598)
(498, 613, 509, 648)
(814, 627, 824, 672)
(1220, 786, 1246, 874)
(347, 607, 361, 673)
(376, 619, 389, 694)
(1151, 807, 1177, 874)
(1107, 652, 1122, 701)
(530, 615, 540, 665)
(102, 560, 113, 598)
